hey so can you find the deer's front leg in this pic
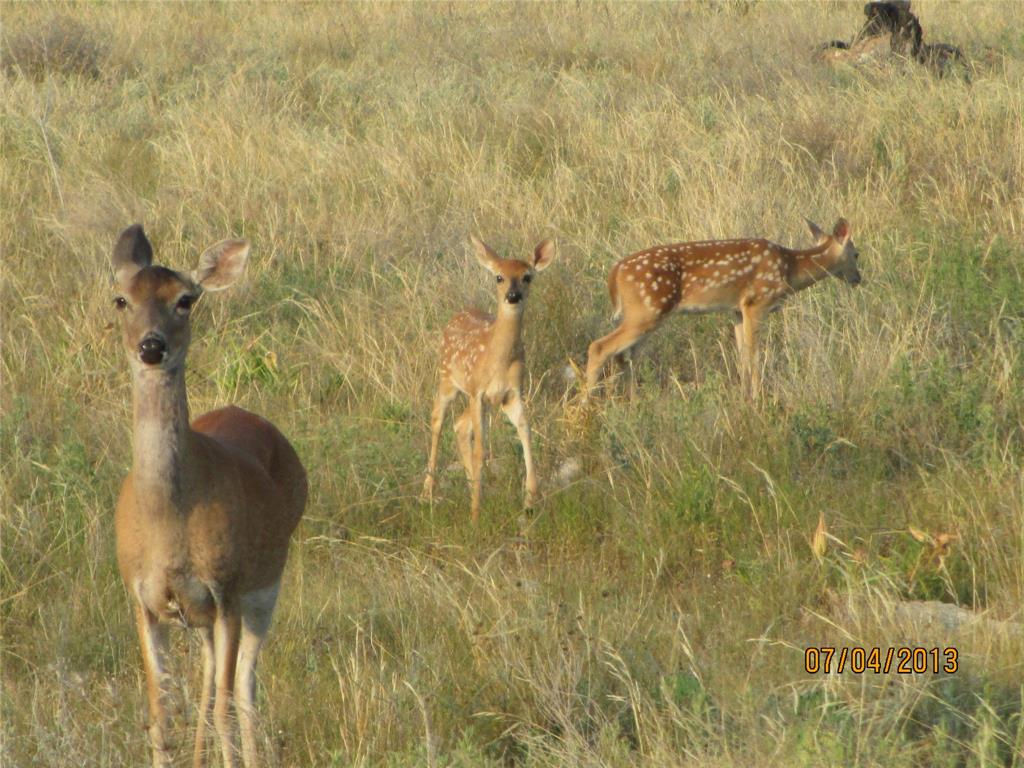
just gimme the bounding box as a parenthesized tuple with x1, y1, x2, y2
(135, 602, 173, 768)
(501, 389, 537, 508)
(423, 380, 456, 501)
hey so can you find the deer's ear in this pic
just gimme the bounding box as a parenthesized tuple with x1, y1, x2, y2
(112, 224, 153, 284)
(805, 218, 827, 244)
(832, 218, 851, 243)
(193, 239, 250, 292)
(470, 235, 500, 274)
(533, 239, 556, 272)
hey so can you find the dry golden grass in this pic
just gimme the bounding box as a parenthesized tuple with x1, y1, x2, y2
(2, 1, 1022, 766)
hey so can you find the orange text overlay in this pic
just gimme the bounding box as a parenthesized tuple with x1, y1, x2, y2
(804, 646, 958, 675)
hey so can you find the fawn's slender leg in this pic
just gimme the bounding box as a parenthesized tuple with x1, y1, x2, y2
(741, 303, 766, 398)
(454, 406, 474, 480)
(501, 389, 537, 508)
(423, 379, 456, 500)
(235, 583, 280, 768)
(732, 313, 747, 387)
(732, 313, 745, 354)
(614, 345, 642, 400)
(192, 628, 215, 768)
(585, 318, 659, 396)
(136, 602, 173, 768)
(212, 600, 242, 768)
(469, 396, 487, 522)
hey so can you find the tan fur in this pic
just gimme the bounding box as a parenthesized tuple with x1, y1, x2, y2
(421, 236, 555, 522)
(110, 225, 307, 768)
(585, 219, 860, 398)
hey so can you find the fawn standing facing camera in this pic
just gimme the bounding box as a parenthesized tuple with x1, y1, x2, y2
(109, 225, 307, 768)
(422, 235, 556, 522)
(585, 218, 861, 399)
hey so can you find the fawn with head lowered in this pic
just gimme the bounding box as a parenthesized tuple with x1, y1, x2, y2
(422, 235, 556, 522)
(585, 218, 860, 398)
(110, 225, 307, 768)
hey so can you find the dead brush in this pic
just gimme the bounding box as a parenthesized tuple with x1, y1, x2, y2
(2, 15, 107, 80)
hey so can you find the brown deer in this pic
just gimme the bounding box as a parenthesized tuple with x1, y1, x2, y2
(584, 219, 860, 398)
(109, 225, 307, 768)
(421, 235, 556, 522)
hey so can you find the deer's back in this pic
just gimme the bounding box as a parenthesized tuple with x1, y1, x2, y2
(612, 239, 791, 317)
(191, 405, 308, 536)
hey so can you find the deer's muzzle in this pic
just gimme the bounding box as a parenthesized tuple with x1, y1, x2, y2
(138, 335, 167, 365)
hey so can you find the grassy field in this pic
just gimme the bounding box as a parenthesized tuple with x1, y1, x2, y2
(2, 1, 1023, 765)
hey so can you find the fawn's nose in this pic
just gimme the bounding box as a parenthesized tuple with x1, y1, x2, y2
(138, 335, 167, 365)
(505, 289, 522, 304)
(849, 272, 862, 287)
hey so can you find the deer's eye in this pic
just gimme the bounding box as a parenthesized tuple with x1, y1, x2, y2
(523, 273, 533, 284)
(176, 295, 196, 313)
(495, 275, 504, 284)
(113, 296, 128, 311)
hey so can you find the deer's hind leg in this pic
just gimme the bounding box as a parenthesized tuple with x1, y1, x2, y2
(453, 396, 488, 522)
(732, 313, 747, 385)
(454, 405, 474, 481)
(469, 397, 488, 522)
(192, 627, 215, 768)
(212, 593, 242, 768)
(740, 302, 767, 399)
(585, 316, 661, 397)
(423, 379, 457, 501)
(234, 582, 280, 768)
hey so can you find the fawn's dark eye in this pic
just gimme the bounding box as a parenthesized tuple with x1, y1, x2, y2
(113, 296, 128, 311)
(176, 295, 195, 312)
(523, 274, 533, 284)
(495, 275, 504, 284)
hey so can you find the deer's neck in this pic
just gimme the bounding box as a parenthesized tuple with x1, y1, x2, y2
(788, 242, 837, 292)
(487, 308, 525, 367)
(131, 365, 192, 507)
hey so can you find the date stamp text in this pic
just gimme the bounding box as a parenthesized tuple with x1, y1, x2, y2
(804, 646, 958, 675)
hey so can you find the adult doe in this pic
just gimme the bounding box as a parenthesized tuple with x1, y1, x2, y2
(585, 218, 861, 398)
(110, 225, 307, 768)
(421, 236, 556, 522)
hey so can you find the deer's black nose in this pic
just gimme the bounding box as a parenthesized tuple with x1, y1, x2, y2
(505, 290, 522, 304)
(139, 335, 167, 365)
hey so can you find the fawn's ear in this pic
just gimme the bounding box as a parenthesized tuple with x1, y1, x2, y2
(832, 218, 851, 243)
(532, 239, 556, 272)
(470, 235, 501, 274)
(193, 239, 250, 291)
(805, 218, 827, 244)
(112, 224, 153, 285)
